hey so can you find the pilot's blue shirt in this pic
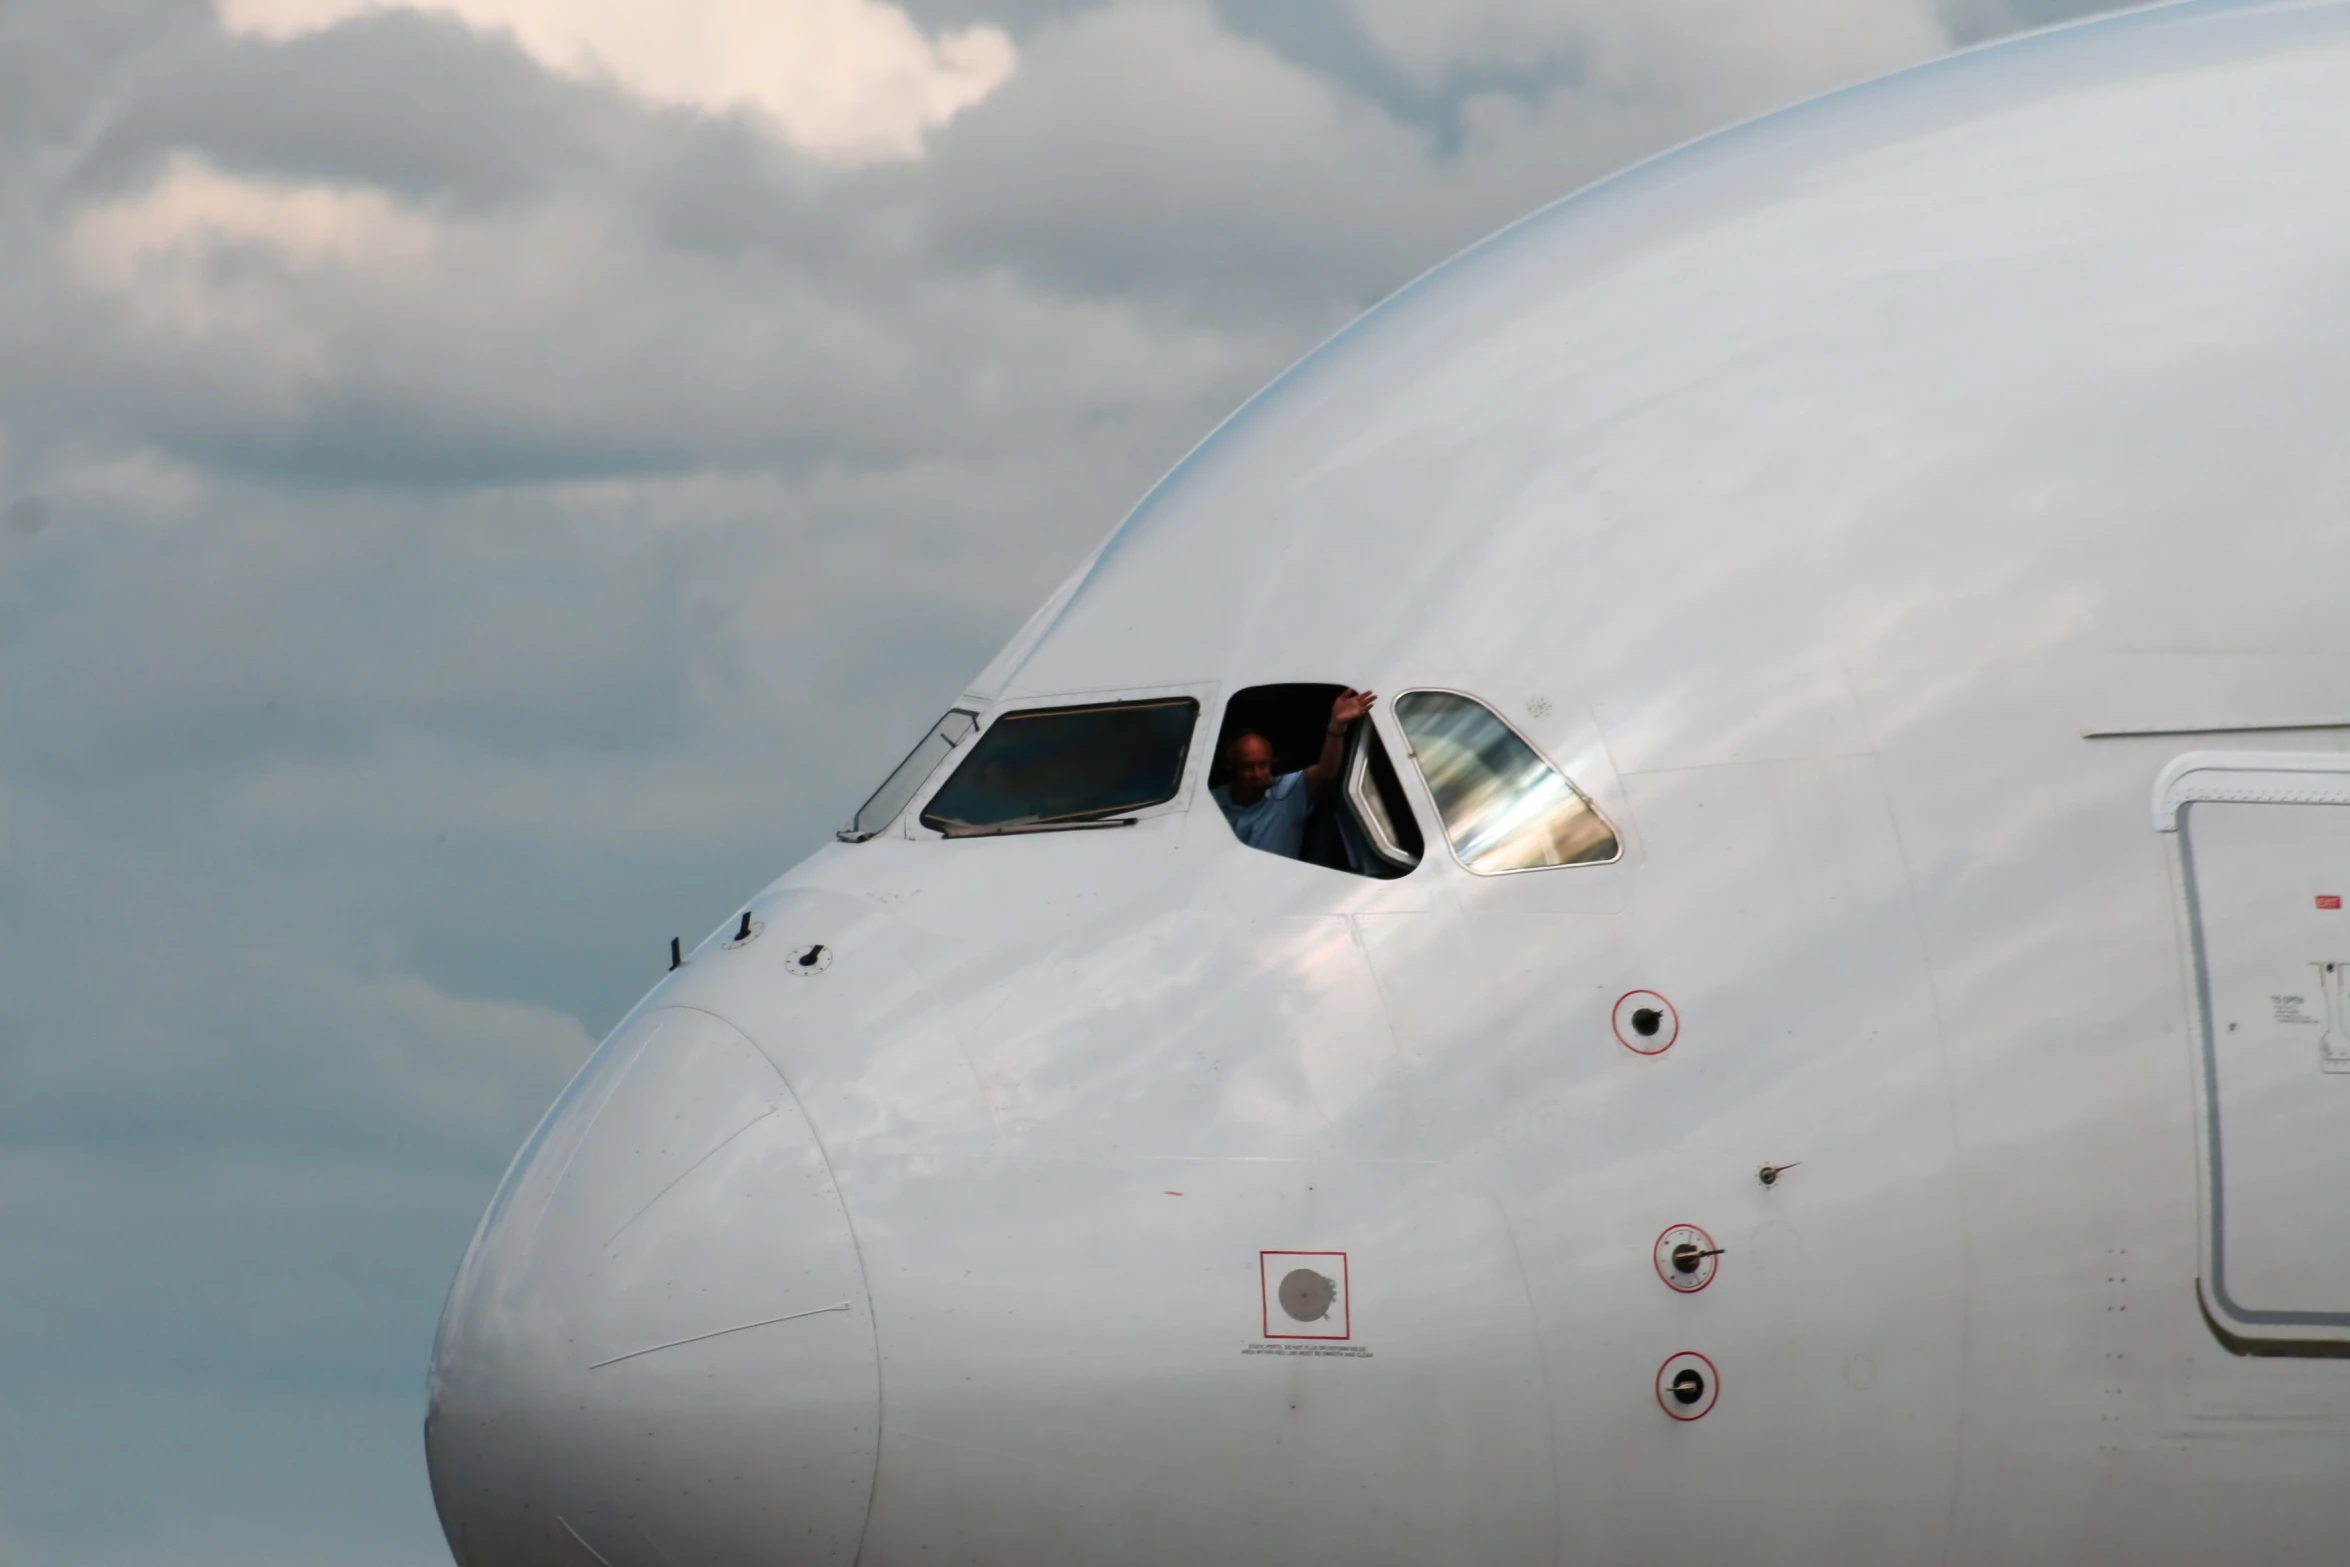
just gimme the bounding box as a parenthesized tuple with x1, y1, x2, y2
(1213, 769, 1311, 858)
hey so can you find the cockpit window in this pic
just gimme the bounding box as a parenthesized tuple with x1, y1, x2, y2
(920, 697, 1199, 836)
(840, 708, 980, 841)
(1207, 683, 1422, 878)
(1393, 690, 1618, 873)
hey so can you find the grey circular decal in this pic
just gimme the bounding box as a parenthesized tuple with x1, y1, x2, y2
(1278, 1268, 1334, 1323)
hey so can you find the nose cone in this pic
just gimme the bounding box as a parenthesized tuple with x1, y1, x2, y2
(426, 1007, 878, 1567)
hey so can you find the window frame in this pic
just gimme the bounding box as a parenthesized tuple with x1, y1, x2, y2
(1342, 718, 1425, 873)
(1388, 686, 1623, 877)
(904, 683, 1216, 840)
(837, 707, 982, 843)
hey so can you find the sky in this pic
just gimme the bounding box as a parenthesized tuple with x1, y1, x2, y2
(0, 0, 2127, 1561)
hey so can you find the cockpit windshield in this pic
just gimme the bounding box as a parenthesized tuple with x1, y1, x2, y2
(920, 698, 1199, 836)
(840, 708, 980, 841)
(1393, 690, 1618, 873)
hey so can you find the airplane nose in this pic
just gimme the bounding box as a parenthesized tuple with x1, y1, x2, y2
(425, 1006, 879, 1567)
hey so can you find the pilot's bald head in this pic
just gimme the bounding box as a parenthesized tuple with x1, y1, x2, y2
(1225, 731, 1276, 805)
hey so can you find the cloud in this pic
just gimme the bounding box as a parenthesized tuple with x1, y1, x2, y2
(1347, 0, 1942, 99)
(31, 131, 1271, 486)
(78, 7, 607, 210)
(916, 0, 1957, 323)
(68, 151, 439, 349)
(215, 0, 1018, 160)
(72, 152, 433, 282)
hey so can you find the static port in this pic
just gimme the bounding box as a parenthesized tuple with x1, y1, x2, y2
(1613, 991, 1678, 1056)
(1657, 1350, 1720, 1420)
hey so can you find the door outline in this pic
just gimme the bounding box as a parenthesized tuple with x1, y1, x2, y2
(2157, 751, 2350, 1352)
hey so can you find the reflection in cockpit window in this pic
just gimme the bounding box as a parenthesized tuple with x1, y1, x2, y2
(920, 698, 1199, 836)
(1393, 690, 1618, 873)
(1343, 723, 1422, 874)
(840, 708, 979, 841)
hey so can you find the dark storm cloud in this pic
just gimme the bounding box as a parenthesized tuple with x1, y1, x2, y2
(79, 10, 604, 208)
(0, 0, 210, 149)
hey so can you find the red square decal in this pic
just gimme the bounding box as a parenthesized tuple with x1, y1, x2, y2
(2320, 895, 2342, 910)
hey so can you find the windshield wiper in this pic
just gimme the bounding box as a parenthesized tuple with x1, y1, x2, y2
(936, 817, 1139, 839)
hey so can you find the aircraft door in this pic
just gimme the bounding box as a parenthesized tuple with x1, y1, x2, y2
(2160, 752, 2350, 1351)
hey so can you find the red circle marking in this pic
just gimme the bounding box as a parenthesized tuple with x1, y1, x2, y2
(1652, 1222, 1719, 1293)
(1655, 1350, 1720, 1421)
(1612, 989, 1679, 1055)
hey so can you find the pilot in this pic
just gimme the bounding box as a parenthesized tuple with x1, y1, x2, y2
(1212, 688, 1378, 858)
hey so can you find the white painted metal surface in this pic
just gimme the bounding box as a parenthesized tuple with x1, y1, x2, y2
(426, 3, 2350, 1561)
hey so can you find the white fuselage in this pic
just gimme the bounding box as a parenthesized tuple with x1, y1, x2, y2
(424, 4, 2350, 1562)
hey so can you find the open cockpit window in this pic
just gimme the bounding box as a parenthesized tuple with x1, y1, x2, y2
(1343, 721, 1423, 874)
(1208, 684, 1423, 878)
(1393, 690, 1617, 873)
(840, 708, 980, 841)
(919, 697, 1199, 836)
